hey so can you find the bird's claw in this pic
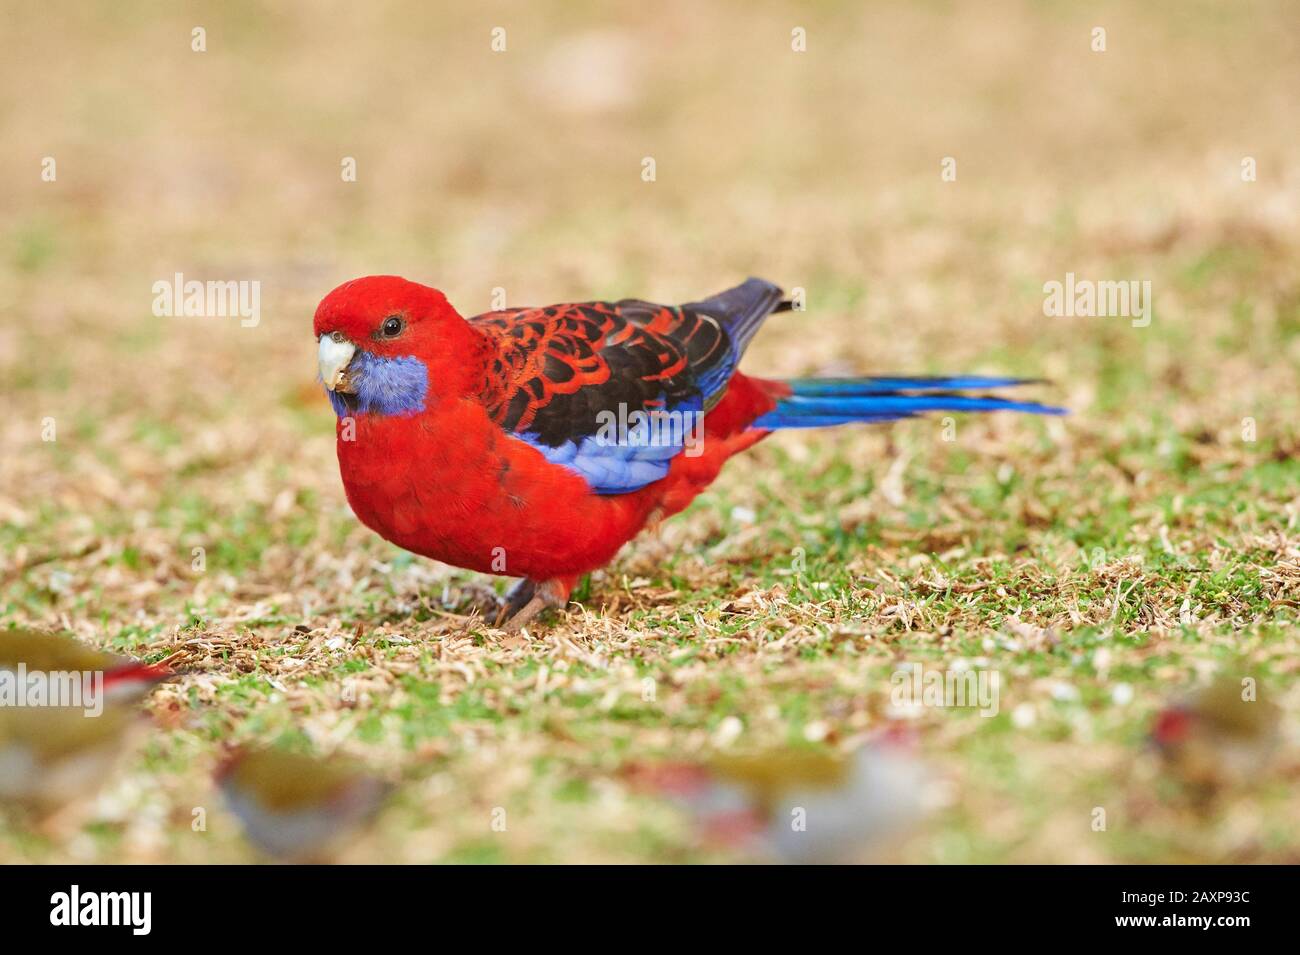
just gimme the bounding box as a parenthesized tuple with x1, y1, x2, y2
(493, 578, 570, 632)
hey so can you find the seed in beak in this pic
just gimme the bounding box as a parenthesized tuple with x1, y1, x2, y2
(318, 335, 357, 392)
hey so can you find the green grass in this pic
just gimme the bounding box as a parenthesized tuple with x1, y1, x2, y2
(2, 0, 1298, 863)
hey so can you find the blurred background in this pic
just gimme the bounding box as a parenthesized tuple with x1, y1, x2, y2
(1, 1, 1297, 862)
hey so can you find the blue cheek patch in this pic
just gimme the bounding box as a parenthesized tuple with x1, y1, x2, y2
(325, 352, 428, 418)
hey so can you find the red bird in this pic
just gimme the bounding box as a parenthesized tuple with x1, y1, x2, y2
(314, 276, 1062, 630)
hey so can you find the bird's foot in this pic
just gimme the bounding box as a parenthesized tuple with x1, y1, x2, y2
(494, 577, 574, 632)
(494, 578, 537, 626)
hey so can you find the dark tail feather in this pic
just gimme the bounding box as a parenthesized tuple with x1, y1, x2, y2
(753, 376, 1066, 429)
(687, 277, 784, 357)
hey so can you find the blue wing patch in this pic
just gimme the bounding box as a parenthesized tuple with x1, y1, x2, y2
(507, 397, 705, 495)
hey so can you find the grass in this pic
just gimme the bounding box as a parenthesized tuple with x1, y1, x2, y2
(1, 0, 1298, 862)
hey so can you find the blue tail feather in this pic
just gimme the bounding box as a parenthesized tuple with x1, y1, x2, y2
(753, 377, 1065, 430)
(784, 375, 1042, 395)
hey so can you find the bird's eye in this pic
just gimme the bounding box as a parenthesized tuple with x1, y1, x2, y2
(379, 316, 405, 339)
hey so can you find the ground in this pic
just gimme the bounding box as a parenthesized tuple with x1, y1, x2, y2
(1, 1, 1297, 862)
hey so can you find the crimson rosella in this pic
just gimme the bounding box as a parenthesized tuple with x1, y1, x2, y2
(314, 276, 1063, 630)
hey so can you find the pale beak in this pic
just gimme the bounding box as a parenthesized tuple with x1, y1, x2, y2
(318, 334, 357, 392)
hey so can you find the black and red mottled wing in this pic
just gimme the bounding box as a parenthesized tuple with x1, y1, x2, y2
(470, 300, 721, 446)
(467, 279, 784, 494)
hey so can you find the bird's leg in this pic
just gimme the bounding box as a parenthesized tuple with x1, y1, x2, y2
(493, 578, 537, 627)
(496, 577, 575, 632)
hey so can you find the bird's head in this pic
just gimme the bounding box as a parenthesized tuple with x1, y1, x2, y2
(313, 275, 487, 418)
